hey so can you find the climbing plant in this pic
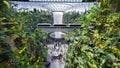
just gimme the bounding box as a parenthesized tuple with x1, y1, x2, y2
(63, 12, 81, 24)
(0, 0, 49, 68)
(65, 0, 120, 68)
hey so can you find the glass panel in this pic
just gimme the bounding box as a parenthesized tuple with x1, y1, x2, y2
(29, 0, 83, 2)
(10, 0, 83, 2)
(11, 1, 97, 12)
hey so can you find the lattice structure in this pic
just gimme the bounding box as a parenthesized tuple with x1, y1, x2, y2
(29, 0, 82, 2)
(10, 0, 83, 3)
(11, 1, 96, 12)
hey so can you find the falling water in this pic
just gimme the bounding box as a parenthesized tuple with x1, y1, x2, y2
(53, 12, 64, 39)
(53, 12, 63, 24)
(47, 12, 66, 68)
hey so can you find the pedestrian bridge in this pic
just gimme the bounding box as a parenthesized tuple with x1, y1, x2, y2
(37, 23, 81, 33)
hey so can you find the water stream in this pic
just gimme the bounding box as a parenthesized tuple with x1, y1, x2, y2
(47, 12, 68, 68)
(53, 12, 63, 24)
(53, 12, 64, 39)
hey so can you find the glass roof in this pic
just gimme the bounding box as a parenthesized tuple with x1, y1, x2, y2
(29, 0, 83, 3)
(11, 0, 83, 3)
(11, 1, 98, 12)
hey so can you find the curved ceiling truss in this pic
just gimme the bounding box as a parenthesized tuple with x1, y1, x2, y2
(11, 1, 99, 12)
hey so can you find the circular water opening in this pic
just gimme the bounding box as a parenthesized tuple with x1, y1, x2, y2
(49, 32, 66, 39)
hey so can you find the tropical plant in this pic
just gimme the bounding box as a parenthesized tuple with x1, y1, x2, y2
(63, 12, 81, 24)
(65, 0, 120, 68)
(0, 0, 48, 68)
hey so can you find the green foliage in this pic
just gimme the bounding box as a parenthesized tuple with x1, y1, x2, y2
(1, 0, 120, 68)
(63, 12, 81, 24)
(0, 1, 49, 68)
(100, 0, 120, 12)
(66, 1, 120, 68)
